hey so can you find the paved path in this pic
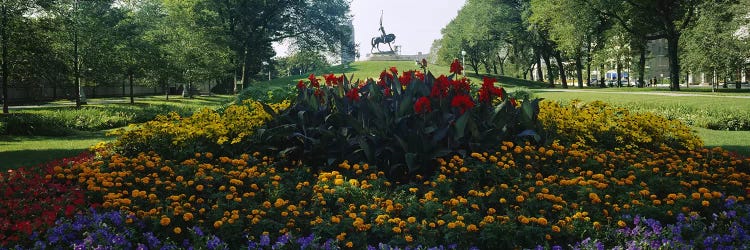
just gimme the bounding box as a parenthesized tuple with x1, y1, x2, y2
(5, 98, 130, 110)
(536, 88, 750, 99)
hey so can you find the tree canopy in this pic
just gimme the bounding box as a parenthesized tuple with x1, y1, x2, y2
(0, 0, 352, 112)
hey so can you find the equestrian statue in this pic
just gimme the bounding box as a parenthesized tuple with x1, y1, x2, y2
(371, 10, 396, 53)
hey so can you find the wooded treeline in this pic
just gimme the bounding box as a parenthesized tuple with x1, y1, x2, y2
(436, 0, 750, 90)
(0, 0, 351, 113)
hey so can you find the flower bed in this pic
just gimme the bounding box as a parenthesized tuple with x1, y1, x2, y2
(1, 64, 750, 249)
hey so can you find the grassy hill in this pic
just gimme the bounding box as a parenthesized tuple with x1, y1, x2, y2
(238, 60, 548, 103)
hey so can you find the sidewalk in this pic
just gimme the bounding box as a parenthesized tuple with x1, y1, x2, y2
(536, 88, 750, 99)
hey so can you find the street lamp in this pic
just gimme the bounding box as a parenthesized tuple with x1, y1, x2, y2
(262, 61, 270, 81)
(461, 50, 466, 72)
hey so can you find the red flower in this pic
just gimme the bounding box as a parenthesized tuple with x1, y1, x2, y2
(314, 88, 323, 97)
(389, 66, 399, 75)
(297, 80, 306, 90)
(379, 70, 393, 82)
(478, 77, 504, 104)
(384, 88, 392, 96)
(451, 94, 474, 114)
(414, 97, 432, 114)
(308, 74, 320, 88)
(345, 87, 360, 101)
(415, 71, 425, 81)
(450, 58, 463, 75)
(324, 73, 339, 86)
(399, 71, 413, 86)
(451, 78, 470, 93)
(431, 75, 450, 98)
(510, 98, 517, 107)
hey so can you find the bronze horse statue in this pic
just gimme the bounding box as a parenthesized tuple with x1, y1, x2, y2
(371, 33, 396, 53)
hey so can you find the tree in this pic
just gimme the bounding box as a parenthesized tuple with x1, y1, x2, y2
(530, 0, 604, 88)
(1, 0, 52, 113)
(196, 0, 351, 93)
(594, 0, 700, 91)
(681, 0, 748, 90)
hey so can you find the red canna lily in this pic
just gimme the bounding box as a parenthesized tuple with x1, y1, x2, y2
(297, 80, 306, 90)
(308, 74, 320, 88)
(346, 87, 360, 101)
(451, 94, 474, 114)
(414, 97, 432, 114)
(431, 75, 450, 98)
(450, 58, 463, 75)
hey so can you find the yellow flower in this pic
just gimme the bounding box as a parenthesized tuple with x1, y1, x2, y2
(214, 220, 223, 228)
(617, 220, 626, 228)
(537, 217, 548, 226)
(405, 235, 413, 242)
(173, 227, 181, 234)
(183, 213, 194, 221)
(407, 217, 417, 224)
(345, 241, 353, 248)
(467, 224, 478, 232)
(552, 225, 561, 233)
(516, 195, 525, 203)
(160, 217, 171, 226)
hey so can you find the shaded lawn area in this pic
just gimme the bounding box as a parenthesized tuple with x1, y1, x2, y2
(0, 132, 113, 171)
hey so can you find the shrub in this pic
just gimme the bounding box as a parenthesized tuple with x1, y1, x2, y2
(257, 63, 542, 182)
(538, 100, 703, 151)
(110, 100, 290, 160)
(0, 113, 77, 136)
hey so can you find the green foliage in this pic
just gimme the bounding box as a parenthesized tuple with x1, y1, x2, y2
(256, 67, 542, 182)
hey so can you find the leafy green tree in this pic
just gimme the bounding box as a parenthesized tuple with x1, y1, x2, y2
(530, 0, 603, 88)
(195, 0, 351, 93)
(594, 0, 701, 91)
(1, 0, 54, 113)
(681, 0, 748, 90)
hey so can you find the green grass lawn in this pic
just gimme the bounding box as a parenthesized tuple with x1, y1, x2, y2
(1, 95, 233, 170)
(0, 131, 113, 171)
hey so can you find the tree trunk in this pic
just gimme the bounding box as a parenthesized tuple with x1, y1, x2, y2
(667, 34, 680, 91)
(575, 54, 583, 88)
(535, 50, 544, 82)
(492, 59, 497, 75)
(554, 52, 567, 88)
(599, 64, 606, 87)
(637, 48, 646, 88)
(616, 60, 622, 88)
(1, 5, 8, 114)
(586, 40, 592, 87)
(129, 71, 134, 104)
(73, 1, 81, 109)
(543, 53, 554, 87)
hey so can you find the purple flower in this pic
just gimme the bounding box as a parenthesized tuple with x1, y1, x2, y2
(192, 226, 204, 237)
(259, 234, 271, 247)
(206, 235, 222, 250)
(297, 234, 315, 248)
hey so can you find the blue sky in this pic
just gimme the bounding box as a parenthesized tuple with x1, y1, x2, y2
(351, 0, 466, 57)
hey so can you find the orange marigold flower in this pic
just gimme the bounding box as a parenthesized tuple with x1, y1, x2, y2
(160, 217, 171, 226)
(516, 195, 525, 203)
